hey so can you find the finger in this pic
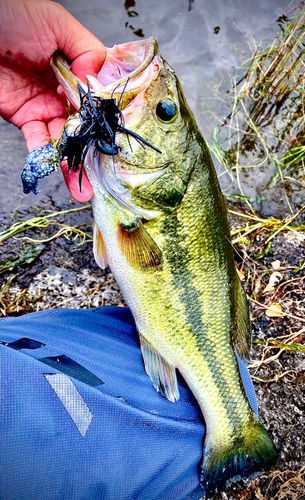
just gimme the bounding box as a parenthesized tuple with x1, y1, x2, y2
(51, 3, 106, 75)
(12, 90, 67, 131)
(48, 116, 68, 141)
(22, 119, 93, 201)
(61, 161, 93, 202)
(57, 85, 67, 99)
(71, 50, 106, 80)
(21, 121, 51, 152)
(48, 116, 93, 202)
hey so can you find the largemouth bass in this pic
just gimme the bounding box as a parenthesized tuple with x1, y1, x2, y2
(50, 37, 277, 497)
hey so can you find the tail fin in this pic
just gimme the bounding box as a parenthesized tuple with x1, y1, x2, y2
(200, 417, 278, 498)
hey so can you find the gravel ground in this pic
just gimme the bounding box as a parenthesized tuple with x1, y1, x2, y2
(0, 200, 304, 500)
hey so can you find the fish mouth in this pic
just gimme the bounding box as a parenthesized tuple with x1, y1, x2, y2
(51, 37, 164, 214)
(97, 37, 159, 92)
(51, 37, 160, 109)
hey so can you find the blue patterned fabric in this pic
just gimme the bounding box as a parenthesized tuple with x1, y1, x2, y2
(0, 307, 257, 500)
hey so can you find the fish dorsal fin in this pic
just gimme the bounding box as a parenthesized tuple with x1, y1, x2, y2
(232, 275, 251, 362)
(139, 332, 179, 403)
(93, 221, 109, 269)
(117, 219, 162, 271)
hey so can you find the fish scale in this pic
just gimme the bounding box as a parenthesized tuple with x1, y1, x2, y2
(90, 152, 257, 457)
(152, 166, 246, 428)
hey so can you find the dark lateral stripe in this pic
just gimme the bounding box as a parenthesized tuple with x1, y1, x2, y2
(0, 337, 46, 351)
(162, 211, 243, 426)
(39, 354, 104, 387)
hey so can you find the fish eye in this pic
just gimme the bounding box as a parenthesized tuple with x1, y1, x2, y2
(156, 99, 177, 122)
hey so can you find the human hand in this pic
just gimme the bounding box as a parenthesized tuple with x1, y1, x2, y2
(0, 0, 106, 200)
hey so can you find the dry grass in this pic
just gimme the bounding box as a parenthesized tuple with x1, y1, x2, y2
(252, 467, 305, 500)
(0, 274, 41, 317)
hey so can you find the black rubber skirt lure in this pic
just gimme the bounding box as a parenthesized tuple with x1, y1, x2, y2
(21, 84, 161, 195)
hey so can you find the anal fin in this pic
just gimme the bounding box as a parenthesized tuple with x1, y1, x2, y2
(139, 332, 179, 403)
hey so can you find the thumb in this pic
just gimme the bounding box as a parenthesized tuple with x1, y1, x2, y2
(50, 2, 107, 78)
(71, 51, 106, 81)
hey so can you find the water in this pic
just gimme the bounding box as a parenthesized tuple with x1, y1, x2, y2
(0, 0, 301, 217)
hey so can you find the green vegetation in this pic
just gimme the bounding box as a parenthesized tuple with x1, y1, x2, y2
(254, 338, 305, 352)
(229, 204, 305, 253)
(0, 245, 45, 274)
(207, 6, 305, 197)
(0, 205, 93, 245)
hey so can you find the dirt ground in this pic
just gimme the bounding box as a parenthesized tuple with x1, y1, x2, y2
(0, 199, 304, 500)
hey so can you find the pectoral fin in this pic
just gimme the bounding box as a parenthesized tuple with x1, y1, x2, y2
(233, 276, 251, 361)
(139, 332, 179, 402)
(93, 221, 109, 269)
(117, 219, 162, 271)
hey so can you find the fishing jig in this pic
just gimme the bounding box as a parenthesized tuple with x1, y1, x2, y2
(60, 83, 162, 190)
(21, 82, 162, 195)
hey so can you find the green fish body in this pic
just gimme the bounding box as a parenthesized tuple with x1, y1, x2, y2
(51, 37, 277, 497)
